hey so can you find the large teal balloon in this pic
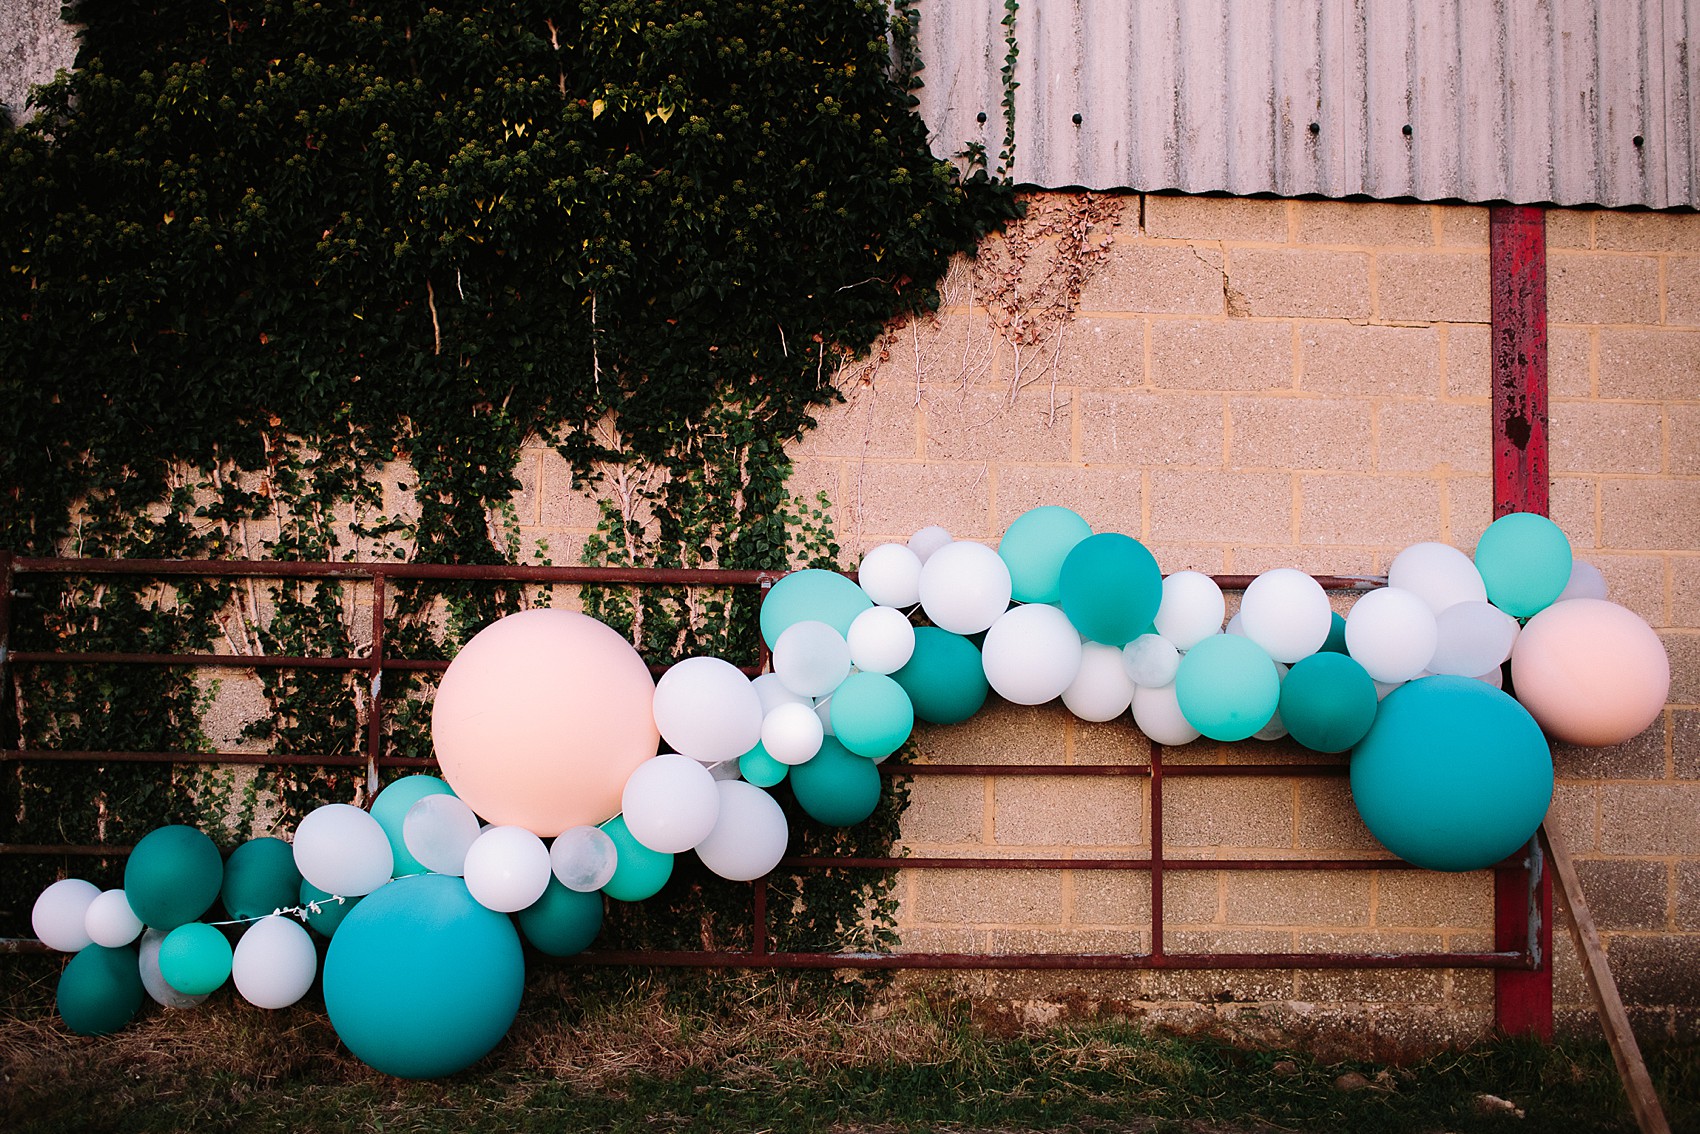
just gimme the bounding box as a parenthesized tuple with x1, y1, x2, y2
(829, 672, 914, 759)
(221, 837, 302, 922)
(517, 877, 603, 957)
(125, 825, 223, 930)
(999, 505, 1092, 604)
(738, 742, 789, 788)
(760, 569, 873, 647)
(370, 775, 455, 877)
(890, 628, 988, 724)
(789, 737, 882, 826)
(1350, 675, 1553, 872)
(158, 922, 233, 996)
(1173, 634, 1281, 741)
(323, 874, 524, 1079)
(1279, 652, 1379, 753)
(1473, 511, 1573, 618)
(600, 815, 674, 902)
(57, 944, 144, 1036)
(1058, 533, 1163, 646)
(300, 879, 361, 938)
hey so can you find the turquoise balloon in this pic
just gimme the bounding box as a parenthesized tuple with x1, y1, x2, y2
(300, 879, 361, 938)
(790, 737, 881, 826)
(125, 825, 223, 930)
(1279, 652, 1379, 753)
(158, 922, 233, 996)
(323, 874, 524, 1079)
(1321, 611, 1349, 655)
(1351, 675, 1553, 872)
(57, 944, 144, 1036)
(999, 505, 1092, 604)
(829, 672, 914, 759)
(220, 837, 302, 922)
(1058, 533, 1163, 646)
(370, 775, 455, 877)
(517, 877, 603, 957)
(760, 568, 873, 647)
(1174, 634, 1281, 741)
(600, 815, 674, 902)
(890, 628, 988, 724)
(738, 742, 789, 788)
(1474, 511, 1573, 618)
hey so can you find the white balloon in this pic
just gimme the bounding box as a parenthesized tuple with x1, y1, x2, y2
(918, 540, 1012, 636)
(403, 793, 482, 876)
(981, 603, 1083, 705)
(752, 672, 811, 715)
(694, 780, 790, 882)
(138, 928, 208, 1009)
(858, 543, 924, 607)
(1122, 633, 1181, 688)
(1132, 682, 1202, 746)
(772, 620, 852, 698)
(814, 696, 835, 736)
(907, 524, 953, 564)
(762, 701, 825, 765)
(1225, 611, 1248, 637)
(1239, 568, 1332, 663)
(708, 759, 743, 781)
(1557, 559, 1609, 602)
(620, 754, 721, 854)
(1252, 662, 1290, 740)
(1345, 587, 1440, 684)
(847, 606, 916, 675)
(32, 878, 100, 952)
(293, 803, 394, 897)
(1429, 600, 1520, 676)
(462, 825, 552, 913)
(1062, 641, 1136, 722)
(1154, 571, 1226, 651)
(549, 824, 619, 892)
(231, 915, 317, 1010)
(1475, 666, 1506, 689)
(1374, 678, 1405, 700)
(1388, 541, 1488, 614)
(653, 656, 764, 763)
(84, 889, 143, 949)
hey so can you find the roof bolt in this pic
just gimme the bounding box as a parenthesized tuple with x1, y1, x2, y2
(1308, 121, 1321, 135)
(976, 111, 987, 124)
(1633, 134, 1645, 148)
(1402, 123, 1413, 137)
(1072, 113, 1083, 125)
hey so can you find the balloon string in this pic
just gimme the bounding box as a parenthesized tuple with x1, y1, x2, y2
(201, 870, 433, 927)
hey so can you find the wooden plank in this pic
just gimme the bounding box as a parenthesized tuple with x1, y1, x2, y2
(1540, 821, 1673, 1134)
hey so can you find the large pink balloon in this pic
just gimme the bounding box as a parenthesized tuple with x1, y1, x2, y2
(432, 610, 659, 836)
(1510, 598, 1670, 747)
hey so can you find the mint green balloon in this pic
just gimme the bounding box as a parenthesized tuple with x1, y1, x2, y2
(760, 569, 873, 647)
(158, 922, 233, 996)
(1474, 511, 1573, 618)
(370, 774, 455, 877)
(1059, 533, 1163, 646)
(1174, 634, 1280, 741)
(58, 944, 144, 1036)
(125, 824, 223, 930)
(738, 742, 789, 788)
(829, 671, 914, 759)
(600, 815, 673, 902)
(517, 877, 603, 957)
(789, 738, 881, 826)
(300, 879, 361, 938)
(999, 505, 1092, 604)
(1279, 652, 1378, 753)
(890, 628, 988, 724)
(220, 837, 302, 922)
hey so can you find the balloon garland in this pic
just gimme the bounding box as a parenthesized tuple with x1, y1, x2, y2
(31, 508, 1672, 1076)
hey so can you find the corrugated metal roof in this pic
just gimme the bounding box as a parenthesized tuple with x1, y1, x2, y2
(910, 0, 1700, 210)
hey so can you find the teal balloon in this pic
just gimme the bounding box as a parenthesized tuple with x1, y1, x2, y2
(125, 825, 223, 930)
(323, 874, 524, 1079)
(760, 569, 873, 647)
(600, 815, 673, 902)
(158, 922, 233, 996)
(1058, 533, 1163, 646)
(370, 775, 455, 876)
(1279, 652, 1379, 753)
(517, 877, 603, 957)
(999, 505, 1092, 604)
(738, 742, 789, 788)
(1321, 611, 1349, 655)
(790, 737, 881, 826)
(890, 628, 988, 724)
(220, 837, 302, 922)
(1351, 675, 1553, 872)
(829, 672, 914, 759)
(300, 879, 361, 938)
(1174, 634, 1281, 741)
(1474, 511, 1573, 618)
(57, 944, 144, 1036)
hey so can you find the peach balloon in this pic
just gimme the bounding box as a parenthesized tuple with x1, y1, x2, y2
(1510, 598, 1670, 747)
(431, 609, 659, 836)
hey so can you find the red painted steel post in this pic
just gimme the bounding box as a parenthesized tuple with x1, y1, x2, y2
(1490, 203, 1555, 1037)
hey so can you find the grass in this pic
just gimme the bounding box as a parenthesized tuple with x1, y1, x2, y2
(3, 958, 1697, 1134)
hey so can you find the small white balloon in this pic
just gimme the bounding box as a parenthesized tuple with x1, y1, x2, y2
(293, 803, 394, 897)
(463, 825, 552, 913)
(858, 542, 924, 608)
(907, 524, 953, 564)
(981, 603, 1083, 705)
(84, 889, 143, 949)
(847, 606, 916, 675)
(1132, 682, 1201, 746)
(620, 754, 721, 854)
(752, 672, 811, 715)
(1345, 586, 1440, 685)
(762, 701, 825, 765)
(231, 915, 318, 1010)
(1373, 678, 1406, 700)
(1154, 571, 1226, 651)
(1388, 541, 1488, 614)
(32, 878, 100, 953)
(1429, 600, 1520, 676)
(694, 780, 790, 882)
(1062, 641, 1136, 722)
(814, 696, 836, 736)
(1475, 666, 1506, 689)
(918, 540, 1012, 636)
(549, 825, 619, 892)
(1122, 633, 1181, 688)
(139, 928, 208, 1009)
(1252, 662, 1290, 740)
(772, 620, 853, 698)
(403, 793, 482, 876)
(1225, 611, 1248, 637)
(653, 656, 764, 763)
(1239, 568, 1332, 663)
(1557, 559, 1609, 602)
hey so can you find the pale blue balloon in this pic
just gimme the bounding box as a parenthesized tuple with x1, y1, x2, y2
(759, 569, 873, 647)
(999, 505, 1092, 604)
